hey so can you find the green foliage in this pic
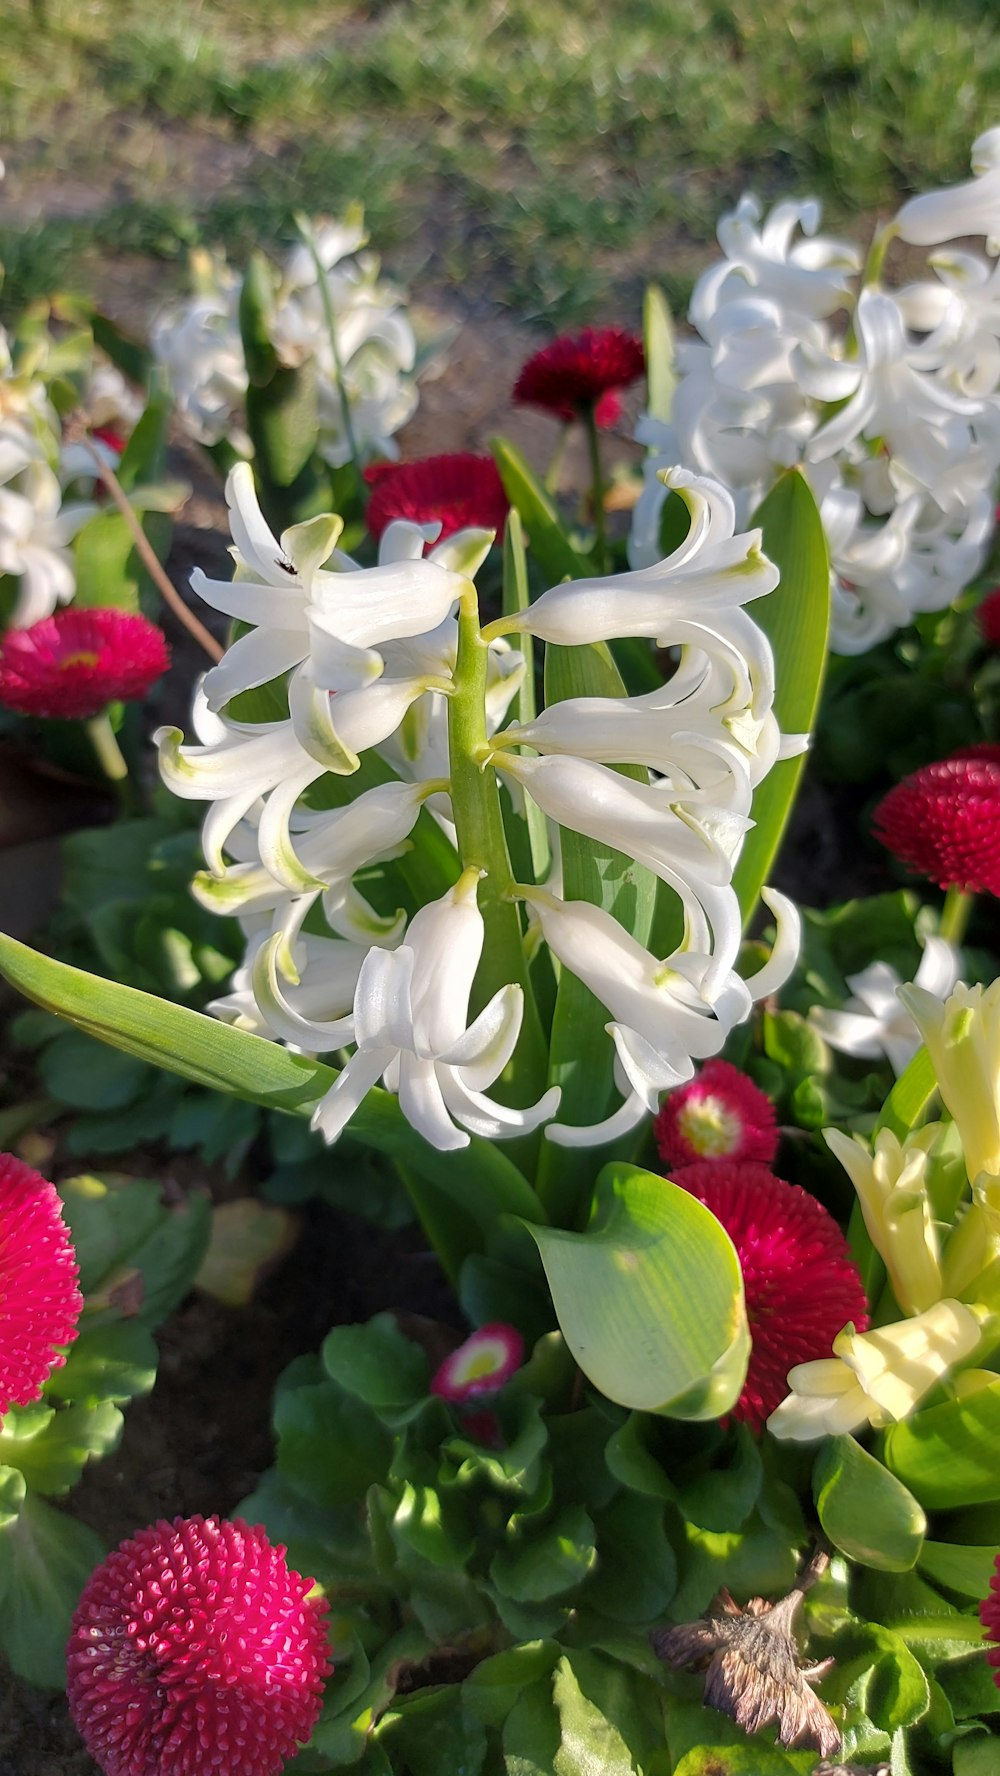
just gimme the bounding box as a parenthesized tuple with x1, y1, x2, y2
(814, 1435, 926, 1572)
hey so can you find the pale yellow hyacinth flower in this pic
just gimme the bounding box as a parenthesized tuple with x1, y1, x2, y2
(768, 1298, 986, 1441)
(825, 1125, 943, 1314)
(900, 980, 1000, 1186)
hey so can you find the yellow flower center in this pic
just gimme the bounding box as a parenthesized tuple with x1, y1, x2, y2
(677, 1093, 742, 1157)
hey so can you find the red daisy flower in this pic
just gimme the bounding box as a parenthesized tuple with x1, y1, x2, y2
(978, 588, 1000, 648)
(655, 1059, 778, 1170)
(512, 327, 645, 428)
(981, 1551, 1000, 1684)
(431, 1322, 524, 1403)
(0, 1152, 82, 1415)
(675, 1162, 868, 1433)
(66, 1515, 331, 1776)
(364, 453, 509, 542)
(0, 609, 169, 720)
(872, 751, 1000, 896)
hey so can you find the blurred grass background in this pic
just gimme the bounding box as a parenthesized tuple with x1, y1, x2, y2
(1, 0, 998, 328)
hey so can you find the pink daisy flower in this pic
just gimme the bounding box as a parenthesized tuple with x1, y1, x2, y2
(0, 1152, 82, 1416)
(512, 327, 645, 428)
(66, 1515, 332, 1776)
(872, 750, 1000, 896)
(0, 608, 169, 720)
(676, 1162, 869, 1434)
(978, 587, 1000, 648)
(364, 453, 509, 541)
(430, 1322, 524, 1403)
(654, 1060, 779, 1170)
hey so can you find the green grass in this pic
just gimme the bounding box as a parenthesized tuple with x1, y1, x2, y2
(2, 0, 999, 325)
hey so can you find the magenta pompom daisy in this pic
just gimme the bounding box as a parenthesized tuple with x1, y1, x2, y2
(676, 1162, 869, 1433)
(364, 453, 509, 541)
(0, 1151, 82, 1416)
(430, 1322, 524, 1403)
(66, 1514, 332, 1776)
(0, 608, 169, 720)
(512, 327, 645, 428)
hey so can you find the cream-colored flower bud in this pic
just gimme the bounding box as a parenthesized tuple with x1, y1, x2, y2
(825, 1125, 943, 1314)
(900, 980, 1000, 1187)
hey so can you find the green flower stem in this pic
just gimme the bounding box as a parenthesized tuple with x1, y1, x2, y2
(940, 886, 974, 947)
(85, 712, 129, 783)
(447, 584, 548, 1111)
(583, 403, 609, 574)
(544, 425, 569, 494)
(297, 215, 366, 507)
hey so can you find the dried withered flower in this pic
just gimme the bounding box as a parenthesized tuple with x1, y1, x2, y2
(651, 1550, 840, 1759)
(813, 1764, 890, 1775)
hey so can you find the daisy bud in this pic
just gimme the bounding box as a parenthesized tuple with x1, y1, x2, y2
(655, 1059, 778, 1169)
(430, 1322, 524, 1403)
(0, 1152, 82, 1415)
(66, 1514, 331, 1776)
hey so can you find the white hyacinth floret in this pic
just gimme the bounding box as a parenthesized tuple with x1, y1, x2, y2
(632, 130, 1000, 655)
(159, 462, 803, 1152)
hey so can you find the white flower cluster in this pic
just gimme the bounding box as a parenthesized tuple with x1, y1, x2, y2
(632, 130, 1000, 655)
(0, 332, 138, 626)
(160, 464, 801, 1152)
(151, 218, 418, 466)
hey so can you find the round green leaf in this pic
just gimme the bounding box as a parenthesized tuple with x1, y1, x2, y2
(883, 1381, 1000, 1507)
(527, 1163, 749, 1418)
(814, 1434, 926, 1571)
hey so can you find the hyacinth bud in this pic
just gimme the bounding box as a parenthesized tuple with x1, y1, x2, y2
(66, 1515, 331, 1776)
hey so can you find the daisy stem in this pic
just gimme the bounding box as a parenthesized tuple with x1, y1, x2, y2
(544, 426, 569, 494)
(85, 712, 129, 784)
(447, 584, 548, 1112)
(940, 886, 973, 947)
(582, 404, 609, 573)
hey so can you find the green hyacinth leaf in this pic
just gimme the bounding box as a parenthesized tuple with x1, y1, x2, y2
(732, 468, 830, 927)
(527, 1163, 749, 1417)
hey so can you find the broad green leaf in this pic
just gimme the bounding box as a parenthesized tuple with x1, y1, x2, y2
(865, 1632, 931, 1731)
(919, 1542, 998, 1600)
(0, 1400, 123, 1496)
(490, 1506, 596, 1603)
(814, 1435, 926, 1571)
(503, 1676, 562, 1776)
(0, 931, 545, 1235)
(732, 469, 830, 926)
(492, 436, 589, 585)
(674, 1424, 762, 1533)
(527, 1162, 749, 1417)
(883, 1381, 1000, 1507)
(275, 1381, 390, 1510)
(552, 1656, 636, 1776)
(954, 1740, 1000, 1776)
(0, 1495, 105, 1687)
(536, 643, 657, 1222)
(643, 284, 675, 424)
(383, 1691, 487, 1776)
(463, 1640, 561, 1729)
(322, 1314, 429, 1411)
(0, 1467, 25, 1530)
(115, 385, 171, 492)
(584, 1493, 677, 1623)
(44, 1321, 158, 1407)
(58, 1173, 211, 1328)
(503, 507, 551, 883)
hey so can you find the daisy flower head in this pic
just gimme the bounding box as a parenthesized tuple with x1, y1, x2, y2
(978, 587, 1000, 648)
(0, 608, 169, 720)
(66, 1515, 331, 1776)
(654, 1059, 779, 1170)
(364, 453, 509, 541)
(675, 1161, 869, 1432)
(430, 1322, 524, 1403)
(980, 1549, 1000, 1683)
(512, 326, 645, 427)
(0, 1151, 82, 1416)
(872, 749, 1000, 896)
